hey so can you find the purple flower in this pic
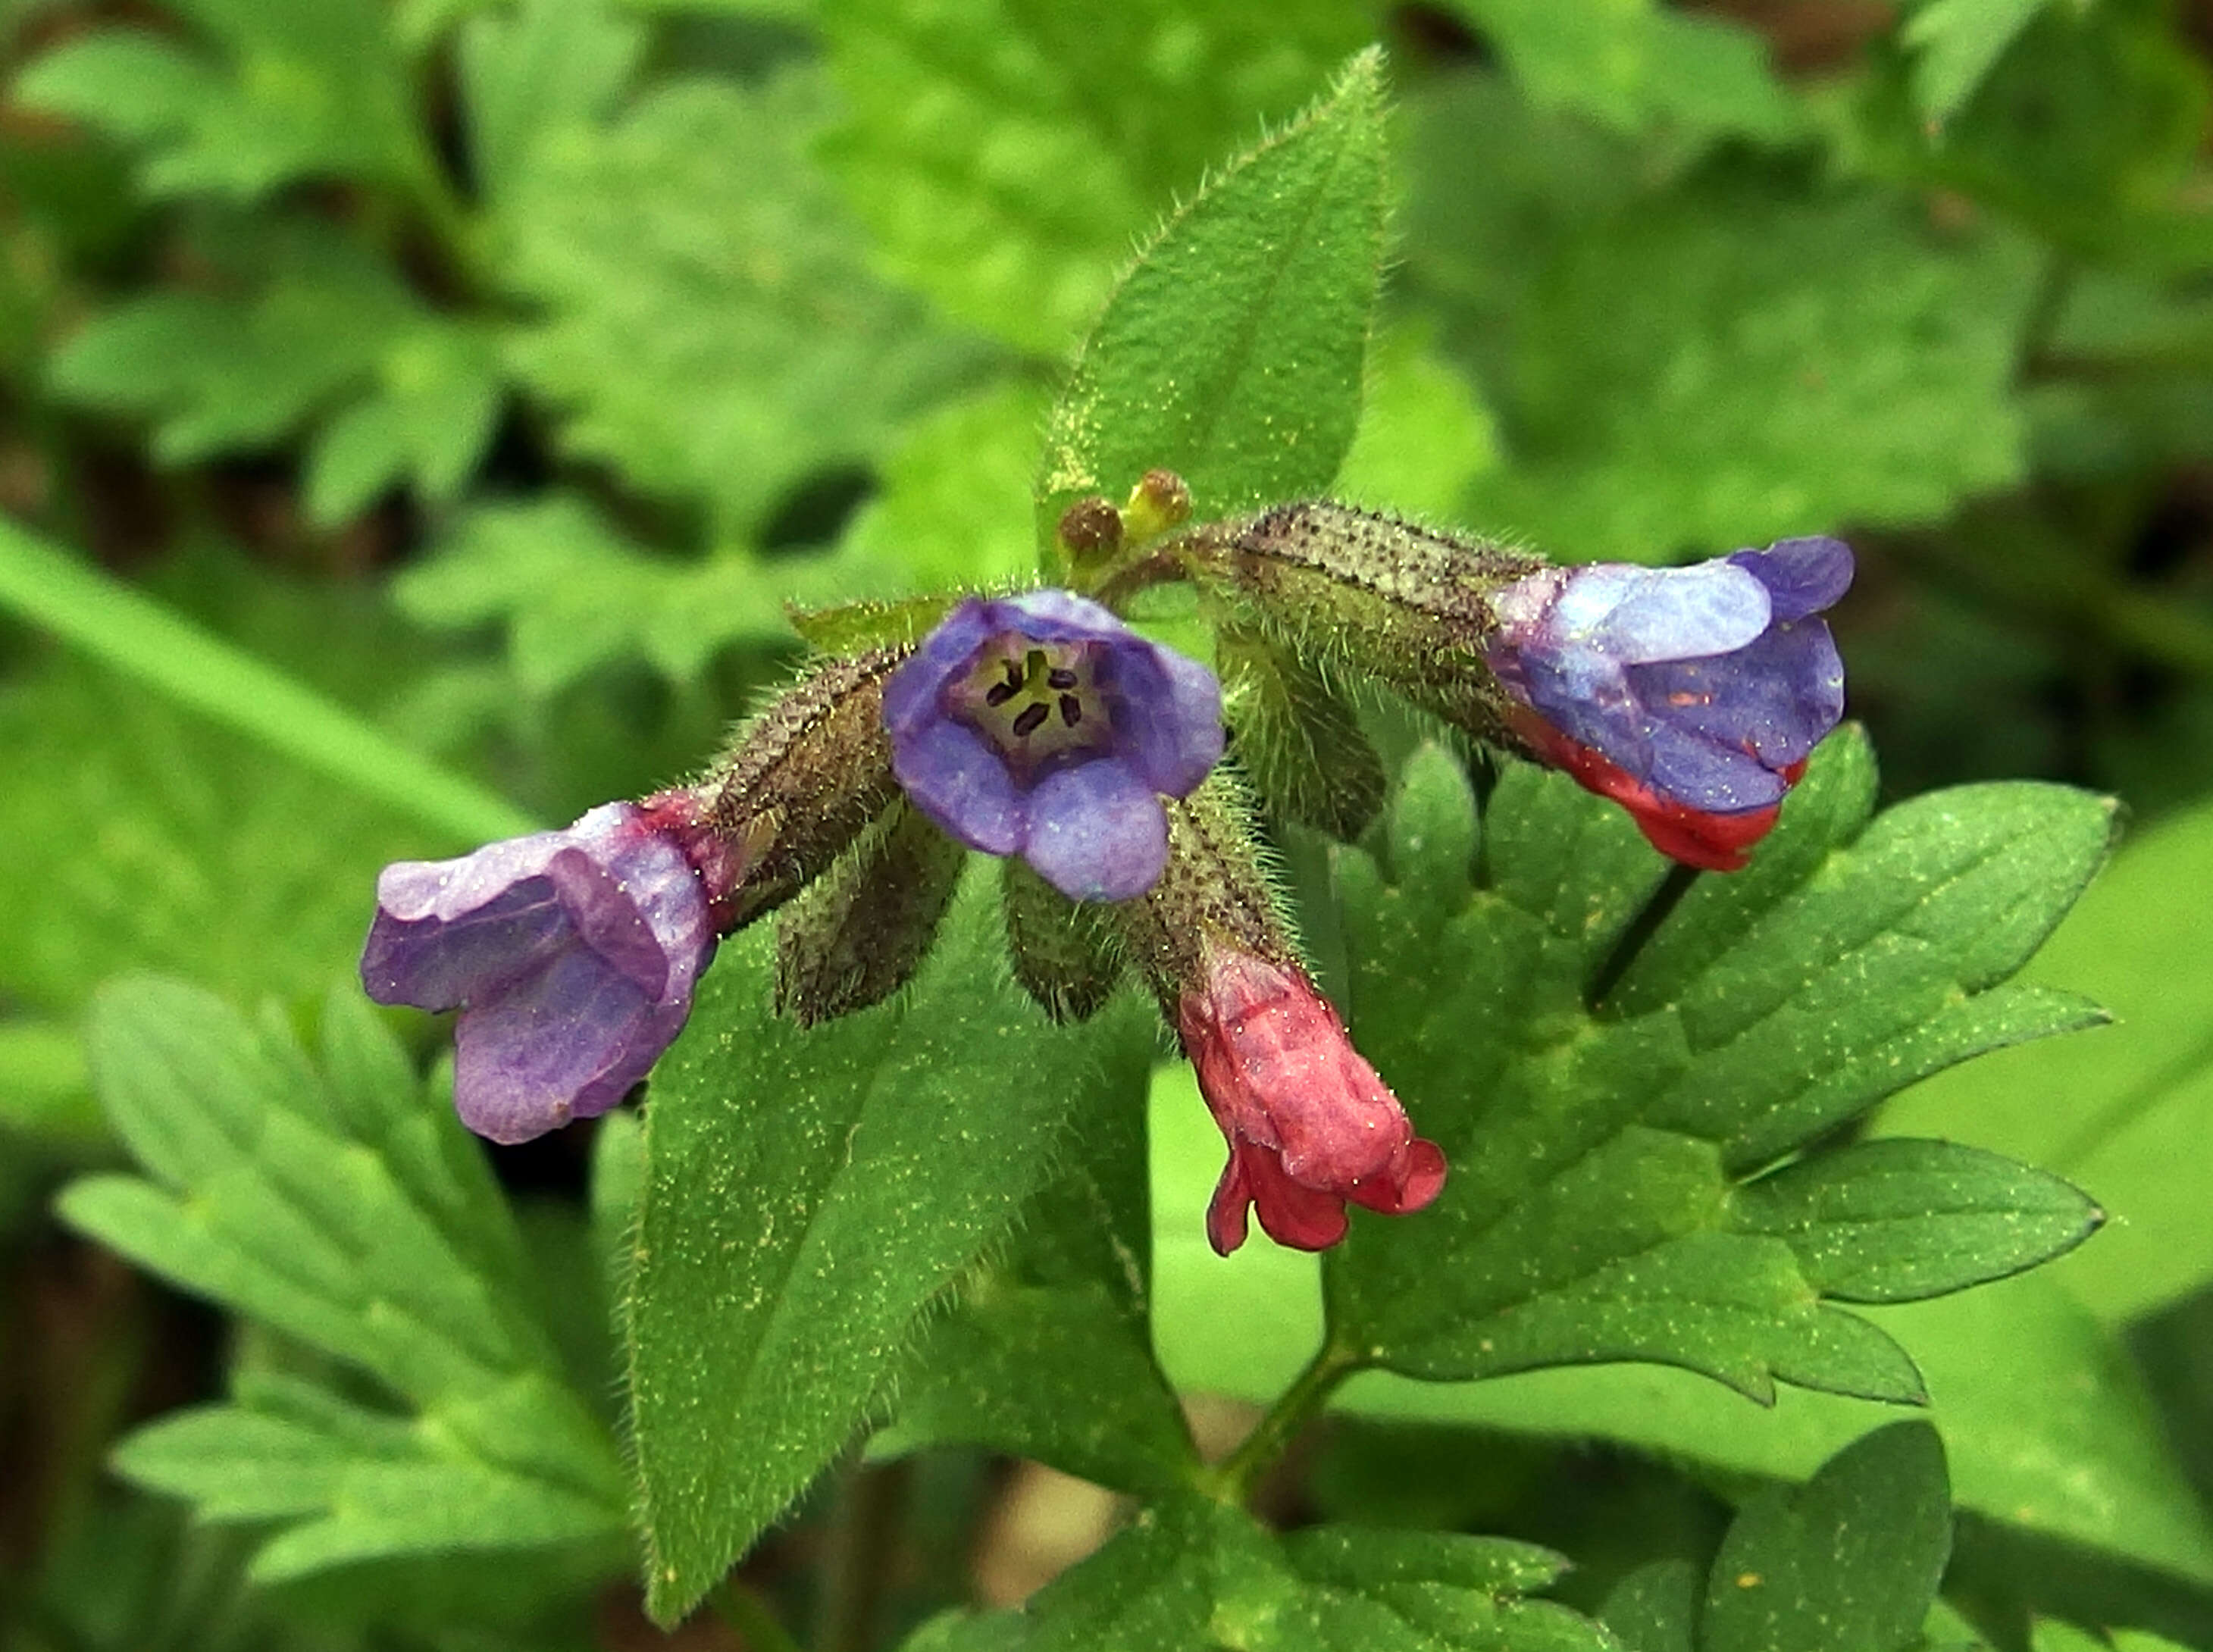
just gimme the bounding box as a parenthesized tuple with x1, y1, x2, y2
(883, 590, 1224, 902)
(1485, 537, 1852, 821)
(361, 799, 722, 1144)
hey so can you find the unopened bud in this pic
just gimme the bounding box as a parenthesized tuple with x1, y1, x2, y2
(1055, 494, 1124, 563)
(1001, 858, 1126, 1022)
(710, 647, 906, 929)
(1123, 468, 1192, 543)
(776, 799, 964, 1026)
(1116, 781, 1445, 1254)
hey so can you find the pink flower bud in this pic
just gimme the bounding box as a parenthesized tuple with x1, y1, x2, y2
(1176, 947, 1446, 1256)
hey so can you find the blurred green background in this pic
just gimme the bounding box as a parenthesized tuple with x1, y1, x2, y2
(9, 0, 2213, 1647)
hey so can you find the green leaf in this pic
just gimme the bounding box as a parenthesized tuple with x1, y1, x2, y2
(1601, 1560, 1698, 1652)
(1334, 1271, 2213, 1588)
(1445, 0, 1799, 141)
(15, 0, 432, 199)
(1704, 1422, 1950, 1652)
(459, 0, 645, 206)
(625, 871, 1157, 1623)
(65, 981, 625, 1580)
(396, 495, 866, 694)
(908, 1497, 1608, 1650)
(1466, 183, 2041, 561)
(0, 649, 480, 1017)
(837, 380, 1050, 591)
(0, 1019, 97, 1143)
(1319, 733, 2110, 1400)
(880, 997, 1195, 1497)
(819, 0, 1373, 355)
(303, 323, 502, 527)
(114, 1372, 621, 1584)
(1728, 1139, 2100, 1303)
(1902, 0, 2054, 127)
(499, 67, 988, 540)
(1855, 2, 2213, 265)
(1882, 786, 2213, 1319)
(47, 228, 501, 519)
(1036, 48, 1387, 540)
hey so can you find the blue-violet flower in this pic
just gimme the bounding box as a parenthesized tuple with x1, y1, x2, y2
(883, 590, 1224, 902)
(1483, 537, 1852, 870)
(361, 795, 734, 1144)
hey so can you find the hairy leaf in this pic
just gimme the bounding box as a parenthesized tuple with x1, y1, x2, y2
(626, 872, 1157, 1622)
(1037, 49, 1388, 539)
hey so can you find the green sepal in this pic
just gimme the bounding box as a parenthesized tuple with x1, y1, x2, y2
(787, 591, 966, 657)
(778, 796, 969, 1022)
(1000, 857, 1128, 1024)
(776, 799, 967, 1027)
(1216, 623, 1385, 840)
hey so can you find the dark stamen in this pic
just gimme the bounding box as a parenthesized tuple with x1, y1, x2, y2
(1058, 694, 1081, 727)
(1047, 668, 1078, 690)
(1011, 702, 1049, 738)
(984, 681, 1018, 706)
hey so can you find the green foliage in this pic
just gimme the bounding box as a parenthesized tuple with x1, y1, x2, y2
(1037, 49, 1387, 539)
(819, 0, 1373, 355)
(1329, 1272, 2213, 1588)
(61, 981, 626, 1582)
(1319, 734, 2110, 1399)
(14, 0, 435, 199)
(884, 1038, 1197, 1497)
(907, 1497, 1610, 1650)
(1445, 0, 1800, 141)
(1728, 1139, 2099, 1303)
(1855, 0, 2213, 264)
(1466, 183, 2040, 561)
(624, 871, 1157, 1624)
(1902, 0, 2055, 127)
(837, 380, 1050, 591)
(497, 67, 989, 541)
(46, 228, 500, 525)
(1883, 787, 2213, 1322)
(1701, 1422, 1950, 1652)
(394, 494, 858, 695)
(1601, 1423, 1952, 1652)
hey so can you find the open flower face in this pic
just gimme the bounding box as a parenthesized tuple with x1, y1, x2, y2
(883, 591, 1224, 903)
(1485, 537, 1851, 869)
(1178, 946, 1446, 1255)
(361, 802, 718, 1144)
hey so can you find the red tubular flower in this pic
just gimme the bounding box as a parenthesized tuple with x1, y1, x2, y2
(1177, 946, 1446, 1256)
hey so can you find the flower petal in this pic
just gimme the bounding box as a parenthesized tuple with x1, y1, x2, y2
(1577, 562, 1772, 664)
(1022, 762, 1168, 903)
(891, 717, 1025, 855)
(882, 599, 996, 740)
(1110, 640, 1225, 796)
(1732, 536, 1854, 622)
